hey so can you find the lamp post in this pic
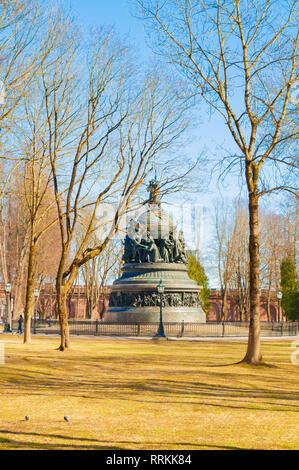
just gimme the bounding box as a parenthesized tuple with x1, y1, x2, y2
(153, 279, 167, 340)
(5, 282, 12, 331)
(277, 291, 282, 322)
(33, 288, 39, 334)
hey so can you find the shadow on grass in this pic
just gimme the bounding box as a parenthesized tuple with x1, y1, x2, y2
(0, 429, 136, 445)
(3, 368, 299, 413)
(235, 360, 279, 368)
(0, 437, 124, 450)
(207, 359, 280, 368)
(208, 362, 245, 367)
(0, 432, 253, 450)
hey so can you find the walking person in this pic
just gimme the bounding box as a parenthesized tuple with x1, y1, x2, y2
(17, 314, 24, 335)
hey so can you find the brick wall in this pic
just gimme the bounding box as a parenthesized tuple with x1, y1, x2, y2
(0, 282, 283, 322)
(208, 289, 282, 322)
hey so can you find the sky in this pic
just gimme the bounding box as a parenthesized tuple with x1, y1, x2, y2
(70, 1, 148, 48)
(67, 1, 252, 286)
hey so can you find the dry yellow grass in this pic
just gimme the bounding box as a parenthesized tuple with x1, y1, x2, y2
(0, 334, 298, 450)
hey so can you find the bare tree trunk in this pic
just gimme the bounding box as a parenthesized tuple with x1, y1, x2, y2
(56, 281, 70, 351)
(242, 193, 263, 364)
(76, 277, 79, 319)
(266, 289, 271, 322)
(13, 268, 25, 317)
(23, 241, 36, 344)
(13, 226, 29, 317)
(85, 296, 92, 319)
(221, 288, 227, 321)
(68, 294, 72, 318)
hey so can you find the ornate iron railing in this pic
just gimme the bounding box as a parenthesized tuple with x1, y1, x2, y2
(8, 319, 297, 338)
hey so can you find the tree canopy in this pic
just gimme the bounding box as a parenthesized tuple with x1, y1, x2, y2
(187, 252, 210, 315)
(281, 255, 299, 320)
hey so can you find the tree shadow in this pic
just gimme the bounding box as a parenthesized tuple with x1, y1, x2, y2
(0, 429, 137, 445)
(3, 368, 299, 413)
(0, 431, 255, 450)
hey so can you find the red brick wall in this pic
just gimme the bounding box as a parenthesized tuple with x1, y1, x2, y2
(38, 286, 110, 320)
(0, 282, 283, 322)
(208, 289, 282, 322)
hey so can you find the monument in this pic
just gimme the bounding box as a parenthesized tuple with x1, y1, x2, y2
(106, 180, 206, 323)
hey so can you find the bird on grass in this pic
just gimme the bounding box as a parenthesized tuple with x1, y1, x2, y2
(25, 415, 30, 421)
(64, 415, 71, 422)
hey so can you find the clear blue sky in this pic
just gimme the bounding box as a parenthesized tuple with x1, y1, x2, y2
(68, 0, 247, 286)
(70, 0, 149, 54)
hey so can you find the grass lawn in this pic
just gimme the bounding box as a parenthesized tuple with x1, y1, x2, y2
(0, 335, 298, 450)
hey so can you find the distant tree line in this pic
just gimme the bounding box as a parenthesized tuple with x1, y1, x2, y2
(209, 197, 298, 321)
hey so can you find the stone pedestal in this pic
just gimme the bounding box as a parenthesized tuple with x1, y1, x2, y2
(106, 262, 206, 323)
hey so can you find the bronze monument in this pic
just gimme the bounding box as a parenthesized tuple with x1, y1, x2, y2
(106, 180, 206, 323)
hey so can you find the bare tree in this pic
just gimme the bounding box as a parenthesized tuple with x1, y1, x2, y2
(260, 212, 282, 319)
(214, 200, 249, 321)
(259, 201, 298, 320)
(0, 1, 66, 191)
(213, 198, 296, 322)
(0, 168, 30, 320)
(16, 161, 60, 343)
(214, 204, 235, 320)
(76, 216, 122, 319)
(0, 163, 61, 333)
(136, 0, 298, 363)
(41, 30, 190, 350)
(0, 2, 69, 339)
(230, 204, 250, 321)
(13, 31, 71, 342)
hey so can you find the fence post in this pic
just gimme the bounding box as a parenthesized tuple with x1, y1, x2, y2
(180, 320, 184, 338)
(137, 323, 141, 336)
(95, 319, 98, 335)
(222, 322, 225, 337)
(33, 313, 36, 335)
(281, 322, 283, 336)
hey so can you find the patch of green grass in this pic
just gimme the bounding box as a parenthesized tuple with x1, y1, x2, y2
(0, 335, 298, 450)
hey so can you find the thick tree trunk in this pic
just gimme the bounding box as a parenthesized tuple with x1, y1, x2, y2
(24, 316, 31, 342)
(55, 248, 80, 350)
(242, 193, 263, 364)
(23, 242, 36, 344)
(56, 281, 70, 351)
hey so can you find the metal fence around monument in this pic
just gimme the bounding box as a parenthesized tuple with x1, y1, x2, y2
(9, 319, 298, 337)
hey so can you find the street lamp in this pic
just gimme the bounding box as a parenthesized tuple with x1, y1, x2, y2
(33, 288, 39, 334)
(277, 291, 283, 322)
(153, 279, 167, 340)
(5, 282, 12, 331)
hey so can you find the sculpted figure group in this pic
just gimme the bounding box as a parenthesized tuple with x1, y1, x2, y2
(109, 291, 202, 308)
(123, 221, 188, 265)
